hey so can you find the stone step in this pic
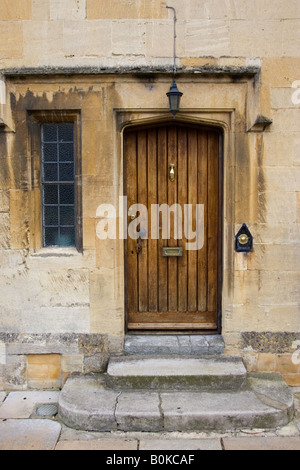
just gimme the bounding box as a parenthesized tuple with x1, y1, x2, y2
(58, 373, 294, 433)
(105, 355, 247, 391)
(124, 335, 225, 356)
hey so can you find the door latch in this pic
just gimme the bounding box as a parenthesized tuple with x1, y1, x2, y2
(169, 164, 175, 182)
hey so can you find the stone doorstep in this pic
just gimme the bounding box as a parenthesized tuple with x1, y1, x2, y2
(106, 355, 247, 391)
(124, 335, 225, 356)
(58, 373, 294, 433)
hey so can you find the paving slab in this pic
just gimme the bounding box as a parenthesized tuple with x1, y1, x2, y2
(55, 439, 138, 450)
(139, 438, 222, 450)
(222, 437, 300, 451)
(0, 419, 61, 450)
(0, 391, 60, 419)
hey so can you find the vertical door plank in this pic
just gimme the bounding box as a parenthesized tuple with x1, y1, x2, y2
(197, 130, 208, 312)
(207, 131, 218, 312)
(147, 128, 158, 312)
(125, 131, 138, 314)
(167, 126, 178, 312)
(187, 128, 198, 312)
(157, 127, 168, 312)
(126, 124, 220, 330)
(137, 130, 148, 312)
(177, 127, 188, 312)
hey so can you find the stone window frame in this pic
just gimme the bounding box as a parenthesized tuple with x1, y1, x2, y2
(27, 110, 82, 252)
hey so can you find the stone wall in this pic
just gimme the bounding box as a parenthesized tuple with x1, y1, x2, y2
(0, 333, 110, 389)
(0, 0, 299, 389)
(0, 0, 299, 69)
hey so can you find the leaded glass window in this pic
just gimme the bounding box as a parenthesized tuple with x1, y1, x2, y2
(41, 123, 75, 247)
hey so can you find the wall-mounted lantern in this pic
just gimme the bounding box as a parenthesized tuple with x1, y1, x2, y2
(166, 6, 183, 119)
(167, 79, 183, 119)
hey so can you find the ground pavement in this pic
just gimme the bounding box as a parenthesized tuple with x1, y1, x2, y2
(0, 388, 300, 450)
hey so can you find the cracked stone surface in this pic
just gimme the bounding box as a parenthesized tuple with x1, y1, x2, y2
(58, 372, 293, 432)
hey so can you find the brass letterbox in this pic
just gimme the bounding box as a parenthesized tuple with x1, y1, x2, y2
(162, 247, 183, 257)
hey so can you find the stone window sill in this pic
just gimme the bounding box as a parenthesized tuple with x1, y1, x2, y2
(30, 247, 81, 258)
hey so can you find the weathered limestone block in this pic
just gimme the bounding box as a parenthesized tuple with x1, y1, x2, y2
(263, 133, 297, 167)
(0, 21, 23, 60)
(282, 20, 300, 57)
(294, 136, 300, 166)
(0, 0, 32, 20)
(258, 271, 300, 307)
(9, 190, 29, 250)
(187, 0, 241, 20)
(61, 354, 83, 382)
(95, 238, 116, 270)
(0, 334, 112, 389)
(86, 0, 168, 20)
(0, 213, 10, 249)
(82, 218, 96, 250)
(63, 20, 111, 57)
(271, 87, 299, 110)
(187, 0, 299, 21)
(262, 58, 300, 87)
(3, 354, 27, 390)
(89, 267, 124, 336)
(247, 244, 300, 272)
(145, 21, 175, 58)
(83, 180, 115, 218)
(0, 342, 6, 367)
(112, 20, 146, 56)
(230, 20, 283, 57)
(262, 191, 296, 224)
(240, 332, 300, 384)
(89, 268, 117, 310)
(0, 191, 9, 213)
(32, 0, 50, 20)
(27, 354, 61, 389)
(241, 332, 300, 354)
(185, 20, 230, 57)
(0, 76, 14, 131)
(81, 120, 103, 175)
(50, 0, 86, 20)
(23, 20, 64, 65)
(0, 264, 91, 333)
(38, 269, 90, 308)
(246, 0, 300, 20)
(271, 109, 300, 135)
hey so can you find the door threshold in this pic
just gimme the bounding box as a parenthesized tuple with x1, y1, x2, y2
(127, 330, 218, 336)
(124, 334, 224, 356)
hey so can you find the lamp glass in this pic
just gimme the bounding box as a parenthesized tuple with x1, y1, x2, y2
(167, 79, 183, 118)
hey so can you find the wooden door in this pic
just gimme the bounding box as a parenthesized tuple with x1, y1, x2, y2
(124, 123, 221, 331)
